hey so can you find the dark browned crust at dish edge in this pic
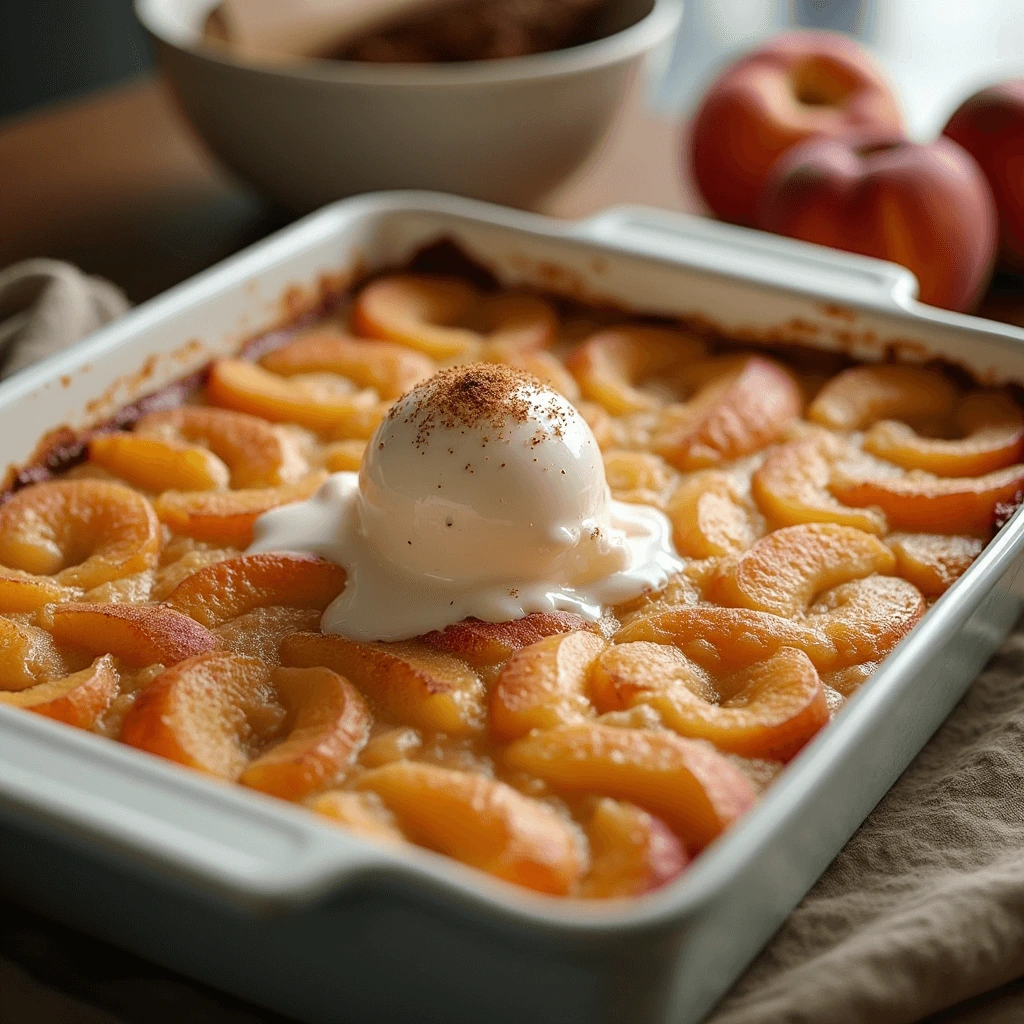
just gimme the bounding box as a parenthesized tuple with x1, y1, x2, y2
(0, 272, 353, 500)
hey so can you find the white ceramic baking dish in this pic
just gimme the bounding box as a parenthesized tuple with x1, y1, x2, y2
(2, 192, 1024, 1024)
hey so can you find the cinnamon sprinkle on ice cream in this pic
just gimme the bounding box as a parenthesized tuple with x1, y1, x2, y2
(394, 363, 570, 447)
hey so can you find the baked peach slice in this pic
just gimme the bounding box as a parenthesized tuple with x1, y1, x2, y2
(239, 666, 371, 800)
(831, 463, 1024, 534)
(322, 439, 367, 472)
(671, 523, 923, 671)
(359, 726, 422, 768)
(590, 640, 715, 710)
(0, 568, 80, 614)
(580, 799, 688, 899)
(358, 760, 585, 895)
(0, 617, 67, 692)
(419, 611, 590, 668)
(468, 294, 559, 352)
(807, 574, 925, 669)
(752, 435, 887, 534)
(484, 343, 580, 400)
(135, 407, 308, 488)
(260, 330, 435, 399)
(616, 606, 835, 673)
(821, 662, 877, 698)
(864, 391, 1024, 477)
(154, 472, 327, 548)
(656, 563, 922, 676)
(306, 789, 405, 844)
(280, 632, 485, 736)
(207, 359, 386, 438)
(808, 364, 958, 430)
(613, 564, 713, 632)
(490, 630, 606, 741)
(88, 433, 230, 493)
(121, 652, 369, 797)
(149, 546, 234, 603)
(0, 480, 161, 589)
(603, 450, 675, 508)
(505, 722, 756, 851)
(576, 400, 616, 450)
(353, 279, 558, 361)
(121, 652, 284, 778)
(668, 471, 761, 558)
(591, 643, 828, 762)
(566, 327, 706, 415)
(886, 532, 983, 596)
(654, 356, 803, 471)
(47, 602, 220, 669)
(708, 523, 896, 617)
(0, 655, 119, 729)
(351, 275, 481, 360)
(822, 685, 846, 717)
(165, 552, 347, 627)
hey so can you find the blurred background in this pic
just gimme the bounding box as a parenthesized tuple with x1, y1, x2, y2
(4, 0, 1024, 307)
(5, 0, 1024, 131)
(0, 0, 150, 121)
(660, 0, 1024, 135)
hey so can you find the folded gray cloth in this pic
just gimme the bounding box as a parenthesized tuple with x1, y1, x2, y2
(0, 259, 129, 378)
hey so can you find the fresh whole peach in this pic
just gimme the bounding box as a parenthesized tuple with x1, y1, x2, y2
(758, 135, 998, 311)
(690, 30, 902, 226)
(943, 80, 1024, 271)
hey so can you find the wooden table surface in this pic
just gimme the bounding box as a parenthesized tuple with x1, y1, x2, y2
(2, 71, 1024, 1024)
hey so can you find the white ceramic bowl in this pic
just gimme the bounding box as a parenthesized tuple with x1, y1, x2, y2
(135, 0, 683, 211)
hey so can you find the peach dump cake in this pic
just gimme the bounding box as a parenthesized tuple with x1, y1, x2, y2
(1, 262, 1022, 900)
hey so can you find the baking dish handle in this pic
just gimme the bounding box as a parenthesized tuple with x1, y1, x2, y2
(0, 709, 377, 911)
(573, 206, 920, 312)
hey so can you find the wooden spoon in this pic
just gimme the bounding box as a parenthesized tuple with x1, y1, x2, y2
(207, 0, 448, 59)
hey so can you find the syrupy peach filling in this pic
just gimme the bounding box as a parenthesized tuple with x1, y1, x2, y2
(1, 267, 1020, 899)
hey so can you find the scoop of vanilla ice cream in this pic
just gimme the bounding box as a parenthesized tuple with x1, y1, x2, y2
(249, 364, 682, 641)
(358, 364, 628, 586)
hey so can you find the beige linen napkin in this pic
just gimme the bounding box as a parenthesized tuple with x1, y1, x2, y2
(2, 258, 1024, 1024)
(710, 625, 1024, 1024)
(0, 259, 129, 378)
